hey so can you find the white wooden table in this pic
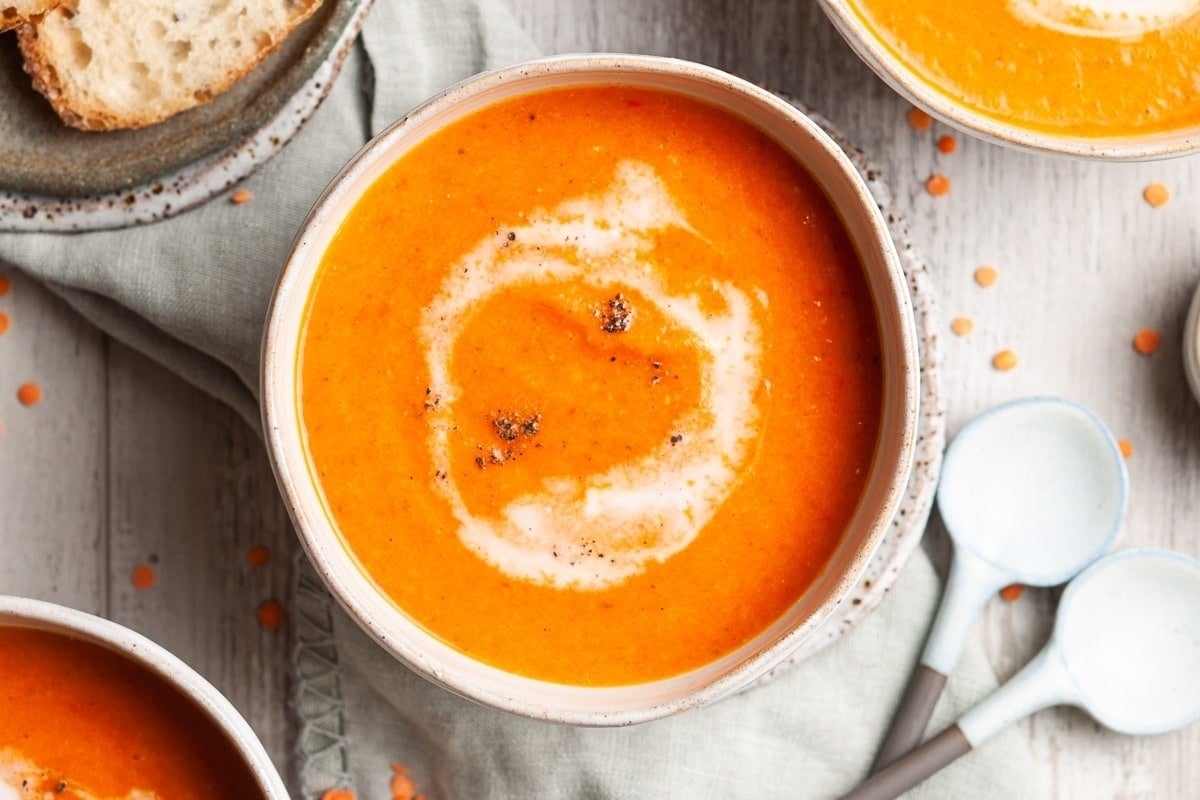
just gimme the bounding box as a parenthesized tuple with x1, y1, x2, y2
(3, 1, 1199, 797)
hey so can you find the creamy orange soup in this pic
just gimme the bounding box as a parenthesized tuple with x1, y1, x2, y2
(300, 85, 883, 685)
(847, 0, 1200, 138)
(0, 627, 263, 800)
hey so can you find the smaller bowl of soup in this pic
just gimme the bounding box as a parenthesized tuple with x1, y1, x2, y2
(0, 596, 288, 800)
(262, 54, 919, 724)
(819, 0, 1200, 159)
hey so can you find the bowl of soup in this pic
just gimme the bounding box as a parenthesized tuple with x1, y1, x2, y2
(262, 54, 919, 724)
(819, 0, 1200, 158)
(0, 596, 288, 800)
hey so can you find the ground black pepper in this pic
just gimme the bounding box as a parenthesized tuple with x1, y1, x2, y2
(595, 293, 634, 332)
(492, 411, 541, 442)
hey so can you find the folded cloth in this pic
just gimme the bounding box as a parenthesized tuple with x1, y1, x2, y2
(0, 1, 1045, 798)
(330, 552, 1041, 800)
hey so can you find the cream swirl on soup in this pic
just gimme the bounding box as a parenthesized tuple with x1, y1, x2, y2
(1010, 0, 1200, 38)
(1, 750, 160, 800)
(419, 161, 764, 590)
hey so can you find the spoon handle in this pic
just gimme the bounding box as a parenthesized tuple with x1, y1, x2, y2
(840, 725, 971, 800)
(870, 664, 947, 771)
(870, 552, 1007, 773)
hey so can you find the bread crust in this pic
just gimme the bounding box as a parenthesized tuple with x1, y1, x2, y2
(0, 0, 58, 32)
(18, 0, 326, 131)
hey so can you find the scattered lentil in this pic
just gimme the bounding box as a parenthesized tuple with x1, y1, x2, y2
(390, 764, 425, 800)
(992, 349, 1018, 371)
(131, 564, 156, 590)
(16, 382, 41, 406)
(907, 107, 933, 131)
(936, 134, 957, 154)
(248, 546, 270, 568)
(925, 174, 951, 197)
(257, 599, 285, 629)
(974, 266, 998, 288)
(1133, 328, 1161, 356)
(0, 275, 9, 296)
(320, 791, 356, 800)
(999, 583, 1025, 602)
(230, 189, 253, 205)
(0, 311, 8, 335)
(949, 316, 974, 336)
(1117, 439, 1134, 459)
(1142, 183, 1170, 208)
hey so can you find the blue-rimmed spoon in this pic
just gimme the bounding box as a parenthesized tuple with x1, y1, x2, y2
(871, 397, 1128, 771)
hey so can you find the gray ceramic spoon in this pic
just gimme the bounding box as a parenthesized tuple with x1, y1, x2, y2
(844, 549, 1200, 800)
(871, 397, 1127, 771)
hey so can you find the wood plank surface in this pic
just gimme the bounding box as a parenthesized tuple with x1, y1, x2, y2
(3, 1, 1200, 797)
(104, 341, 296, 774)
(0, 272, 107, 614)
(0, 275, 298, 776)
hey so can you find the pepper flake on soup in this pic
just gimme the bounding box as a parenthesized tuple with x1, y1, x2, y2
(300, 85, 883, 684)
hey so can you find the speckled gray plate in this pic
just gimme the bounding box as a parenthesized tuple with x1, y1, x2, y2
(0, 0, 371, 230)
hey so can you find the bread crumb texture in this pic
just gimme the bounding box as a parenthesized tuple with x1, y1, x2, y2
(18, 0, 325, 130)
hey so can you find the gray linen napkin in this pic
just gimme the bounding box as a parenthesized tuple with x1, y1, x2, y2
(0, 2, 1044, 797)
(330, 550, 1040, 800)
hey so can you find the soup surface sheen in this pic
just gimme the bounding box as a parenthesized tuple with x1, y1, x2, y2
(847, 0, 1200, 138)
(300, 85, 883, 685)
(0, 627, 262, 800)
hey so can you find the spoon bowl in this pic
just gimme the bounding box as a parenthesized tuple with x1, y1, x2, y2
(1055, 549, 1200, 735)
(938, 397, 1127, 584)
(844, 549, 1200, 800)
(872, 397, 1127, 771)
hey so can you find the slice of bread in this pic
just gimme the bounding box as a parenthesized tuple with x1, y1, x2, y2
(1, 0, 59, 32)
(18, 0, 325, 131)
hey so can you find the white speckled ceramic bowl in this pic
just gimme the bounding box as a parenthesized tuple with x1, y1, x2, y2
(817, 0, 1200, 160)
(262, 54, 920, 725)
(0, 596, 289, 799)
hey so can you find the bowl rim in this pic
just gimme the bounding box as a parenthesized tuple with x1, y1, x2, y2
(0, 595, 289, 799)
(261, 52, 920, 725)
(816, 0, 1200, 161)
